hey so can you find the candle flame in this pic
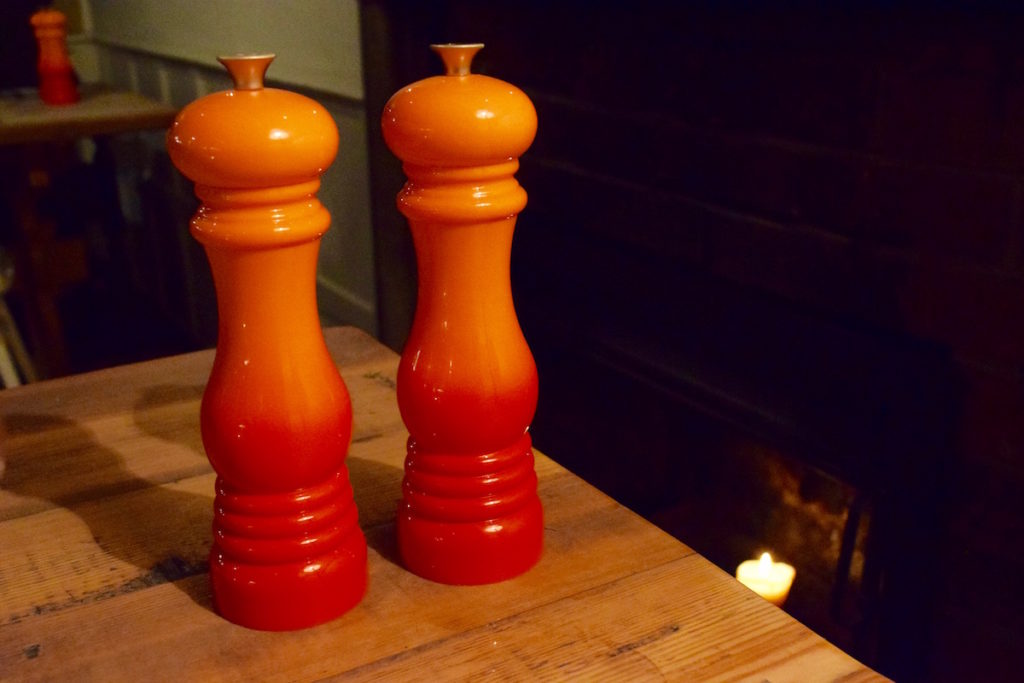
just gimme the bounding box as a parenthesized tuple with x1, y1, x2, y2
(736, 552, 795, 606)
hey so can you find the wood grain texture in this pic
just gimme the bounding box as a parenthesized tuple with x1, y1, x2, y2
(0, 327, 887, 681)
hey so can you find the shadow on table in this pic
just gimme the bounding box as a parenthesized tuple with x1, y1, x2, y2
(347, 455, 403, 567)
(130, 383, 213, 608)
(1, 384, 407, 622)
(1, 409, 214, 616)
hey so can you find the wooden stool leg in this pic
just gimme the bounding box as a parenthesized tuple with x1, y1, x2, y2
(5, 143, 88, 378)
(0, 297, 38, 384)
(0, 337, 18, 387)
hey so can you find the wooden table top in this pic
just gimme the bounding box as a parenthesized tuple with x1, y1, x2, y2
(0, 327, 887, 681)
(0, 85, 177, 145)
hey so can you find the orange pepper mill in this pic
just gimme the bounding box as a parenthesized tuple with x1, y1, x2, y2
(167, 55, 366, 629)
(29, 8, 78, 105)
(382, 44, 543, 584)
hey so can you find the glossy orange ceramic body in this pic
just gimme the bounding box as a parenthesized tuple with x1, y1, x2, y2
(382, 44, 543, 584)
(29, 9, 78, 105)
(167, 55, 366, 629)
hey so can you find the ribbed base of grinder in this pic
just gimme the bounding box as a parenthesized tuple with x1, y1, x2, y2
(397, 434, 543, 585)
(209, 470, 367, 630)
(210, 535, 367, 631)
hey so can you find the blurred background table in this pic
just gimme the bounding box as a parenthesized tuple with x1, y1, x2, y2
(0, 86, 177, 145)
(0, 85, 177, 378)
(0, 327, 887, 681)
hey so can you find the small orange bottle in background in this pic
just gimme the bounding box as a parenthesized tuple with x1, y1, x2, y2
(30, 8, 79, 105)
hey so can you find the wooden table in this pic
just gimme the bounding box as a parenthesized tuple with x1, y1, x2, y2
(0, 327, 887, 681)
(0, 85, 178, 378)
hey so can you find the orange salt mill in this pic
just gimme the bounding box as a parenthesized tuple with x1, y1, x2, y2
(167, 54, 366, 629)
(29, 8, 78, 105)
(382, 43, 543, 584)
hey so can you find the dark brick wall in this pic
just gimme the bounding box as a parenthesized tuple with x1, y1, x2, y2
(363, 3, 1024, 681)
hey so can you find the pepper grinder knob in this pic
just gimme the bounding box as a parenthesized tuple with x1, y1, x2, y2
(431, 43, 484, 76)
(218, 53, 275, 90)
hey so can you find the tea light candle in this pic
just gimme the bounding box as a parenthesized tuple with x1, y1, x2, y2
(736, 552, 795, 606)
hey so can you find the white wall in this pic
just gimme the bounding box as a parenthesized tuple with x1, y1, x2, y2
(72, 0, 377, 335)
(85, 0, 363, 100)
